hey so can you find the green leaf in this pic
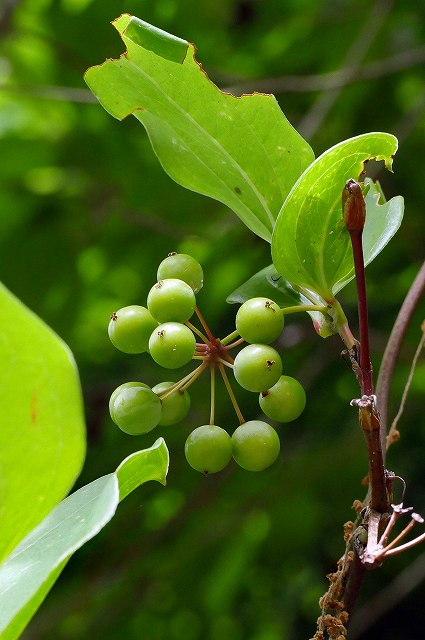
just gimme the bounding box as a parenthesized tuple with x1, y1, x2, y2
(0, 439, 169, 640)
(84, 15, 314, 242)
(227, 264, 313, 307)
(0, 282, 86, 564)
(271, 133, 401, 298)
(227, 265, 336, 338)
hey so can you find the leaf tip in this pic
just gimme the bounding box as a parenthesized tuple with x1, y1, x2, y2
(119, 15, 189, 64)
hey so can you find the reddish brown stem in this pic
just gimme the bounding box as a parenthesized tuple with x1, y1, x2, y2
(316, 179, 390, 639)
(350, 230, 373, 396)
(345, 179, 388, 514)
(342, 552, 366, 617)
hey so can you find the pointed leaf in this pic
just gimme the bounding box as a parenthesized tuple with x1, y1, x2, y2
(271, 133, 400, 298)
(84, 15, 314, 242)
(0, 282, 86, 563)
(0, 439, 169, 640)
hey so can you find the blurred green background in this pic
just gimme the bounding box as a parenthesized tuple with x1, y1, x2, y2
(1, 0, 425, 638)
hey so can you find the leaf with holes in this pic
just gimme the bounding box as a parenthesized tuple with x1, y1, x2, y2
(84, 15, 314, 242)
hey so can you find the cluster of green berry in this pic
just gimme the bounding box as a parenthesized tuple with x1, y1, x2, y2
(108, 253, 306, 475)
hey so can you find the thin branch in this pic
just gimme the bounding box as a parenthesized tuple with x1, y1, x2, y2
(1, 83, 98, 103)
(297, 0, 394, 140)
(223, 44, 425, 95)
(386, 322, 425, 450)
(376, 260, 425, 453)
(4, 37, 425, 105)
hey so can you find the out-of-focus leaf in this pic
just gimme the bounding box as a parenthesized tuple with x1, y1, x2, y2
(0, 282, 86, 563)
(84, 15, 314, 242)
(0, 439, 169, 640)
(271, 134, 401, 298)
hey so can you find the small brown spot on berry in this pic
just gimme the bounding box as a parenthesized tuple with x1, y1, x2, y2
(266, 359, 275, 369)
(265, 300, 276, 312)
(111, 312, 118, 321)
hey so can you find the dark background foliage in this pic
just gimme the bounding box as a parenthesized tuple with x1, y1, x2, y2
(1, 0, 424, 638)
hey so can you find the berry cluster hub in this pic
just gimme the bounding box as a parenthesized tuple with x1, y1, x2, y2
(108, 252, 307, 475)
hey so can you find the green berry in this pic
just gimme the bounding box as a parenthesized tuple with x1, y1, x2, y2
(147, 278, 196, 323)
(236, 297, 284, 344)
(109, 382, 162, 435)
(108, 305, 158, 354)
(233, 344, 282, 392)
(157, 253, 204, 293)
(232, 421, 280, 471)
(149, 322, 196, 368)
(152, 381, 191, 426)
(259, 375, 306, 422)
(185, 424, 232, 474)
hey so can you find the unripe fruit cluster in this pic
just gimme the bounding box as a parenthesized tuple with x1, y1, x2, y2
(107, 252, 306, 475)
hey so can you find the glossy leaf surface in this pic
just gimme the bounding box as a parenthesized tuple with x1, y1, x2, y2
(227, 264, 312, 307)
(84, 15, 314, 242)
(0, 282, 86, 564)
(271, 134, 402, 298)
(0, 439, 169, 640)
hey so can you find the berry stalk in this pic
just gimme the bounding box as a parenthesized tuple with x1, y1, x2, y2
(209, 364, 215, 425)
(185, 320, 209, 343)
(195, 306, 214, 341)
(218, 362, 245, 425)
(158, 363, 207, 399)
(281, 304, 328, 315)
(220, 329, 240, 346)
(180, 361, 208, 391)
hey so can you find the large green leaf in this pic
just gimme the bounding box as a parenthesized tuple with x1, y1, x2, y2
(0, 439, 169, 640)
(271, 134, 402, 298)
(0, 282, 86, 564)
(84, 15, 314, 242)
